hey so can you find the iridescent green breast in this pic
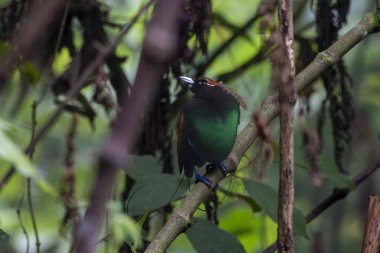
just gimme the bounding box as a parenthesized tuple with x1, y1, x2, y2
(182, 95, 240, 163)
(176, 77, 246, 178)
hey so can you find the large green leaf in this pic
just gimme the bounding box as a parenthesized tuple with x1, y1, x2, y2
(219, 187, 260, 213)
(125, 173, 187, 216)
(243, 179, 309, 238)
(20, 62, 41, 85)
(243, 179, 277, 221)
(186, 218, 245, 253)
(126, 155, 162, 180)
(108, 202, 141, 250)
(0, 228, 10, 245)
(294, 208, 309, 239)
(0, 120, 56, 196)
(317, 157, 355, 189)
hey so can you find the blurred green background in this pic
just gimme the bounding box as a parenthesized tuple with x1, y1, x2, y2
(0, 0, 380, 252)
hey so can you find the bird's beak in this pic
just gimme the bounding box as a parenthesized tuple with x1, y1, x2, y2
(179, 76, 195, 85)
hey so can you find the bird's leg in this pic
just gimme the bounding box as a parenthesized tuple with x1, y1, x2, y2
(193, 167, 212, 189)
(206, 162, 228, 175)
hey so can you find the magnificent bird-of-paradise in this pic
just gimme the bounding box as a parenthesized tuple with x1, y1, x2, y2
(177, 76, 247, 188)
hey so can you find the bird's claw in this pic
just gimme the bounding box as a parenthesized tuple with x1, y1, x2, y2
(206, 164, 214, 173)
(218, 162, 228, 175)
(193, 167, 213, 189)
(194, 176, 213, 189)
(206, 162, 228, 175)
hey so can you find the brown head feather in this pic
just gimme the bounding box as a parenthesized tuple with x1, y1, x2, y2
(203, 77, 247, 110)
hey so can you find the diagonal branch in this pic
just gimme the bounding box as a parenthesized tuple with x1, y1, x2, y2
(216, 49, 266, 82)
(144, 10, 380, 253)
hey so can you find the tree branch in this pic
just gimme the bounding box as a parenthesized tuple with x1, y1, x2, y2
(361, 195, 380, 253)
(277, 0, 296, 252)
(144, 10, 380, 253)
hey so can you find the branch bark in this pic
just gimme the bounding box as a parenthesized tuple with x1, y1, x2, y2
(361, 195, 380, 253)
(144, 10, 380, 253)
(277, 0, 296, 252)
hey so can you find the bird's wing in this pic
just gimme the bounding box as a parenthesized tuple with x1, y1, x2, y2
(176, 110, 205, 177)
(176, 112, 185, 175)
(177, 111, 196, 177)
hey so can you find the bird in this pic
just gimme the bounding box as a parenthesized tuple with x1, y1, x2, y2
(176, 76, 247, 188)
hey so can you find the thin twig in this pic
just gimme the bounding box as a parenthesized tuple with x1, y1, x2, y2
(306, 156, 380, 223)
(60, 116, 81, 240)
(26, 101, 40, 253)
(27, 178, 40, 253)
(196, 0, 269, 76)
(262, 156, 380, 253)
(216, 48, 266, 82)
(16, 180, 29, 253)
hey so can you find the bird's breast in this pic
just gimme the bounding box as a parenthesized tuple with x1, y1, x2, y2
(183, 98, 240, 163)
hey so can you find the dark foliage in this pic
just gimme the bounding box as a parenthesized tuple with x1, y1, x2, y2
(314, 0, 354, 173)
(0, 0, 29, 40)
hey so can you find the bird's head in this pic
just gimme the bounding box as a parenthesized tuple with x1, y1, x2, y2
(178, 76, 220, 93)
(178, 76, 247, 109)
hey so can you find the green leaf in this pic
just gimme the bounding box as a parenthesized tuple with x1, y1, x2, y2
(318, 157, 355, 190)
(270, 140, 280, 158)
(126, 155, 162, 180)
(0, 42, 10, 57)
(243, 179, 309, 238)
(52, 47, 71, 75)
(294, 208, 309, 239)
(0, 120, 56, 196)
(243, 179, 277, 221)
(294, 162, 308, 170)
(108, 202, 141, 249)
(0, 228, 10, 245)
(125, 173, 187, 216)
(186, 218, 245, 253)
(219, 188, 261, 213)
(323, 169, 356, 190)
(19, 62, 41, 85)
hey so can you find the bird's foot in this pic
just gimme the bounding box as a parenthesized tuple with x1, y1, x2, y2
(206, 162, 228, 175)
(193, 167, 212, 189)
